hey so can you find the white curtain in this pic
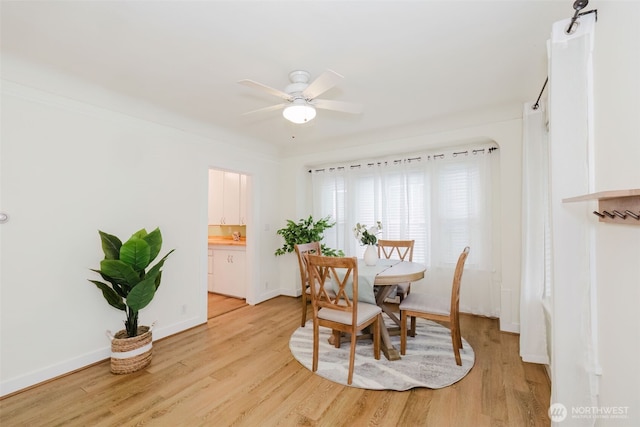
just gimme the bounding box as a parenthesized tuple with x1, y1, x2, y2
(548, 13, 599, 426)
(519, 101, 551, 364)
(310, 147, 499, 317)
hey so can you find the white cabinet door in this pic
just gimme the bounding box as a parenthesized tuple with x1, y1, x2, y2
(207, 247, 215, 292)
(208, 170, 245, 225)
(239, 174, 247, 225)
(208, 170, 225, 225)
(211, 247, 246, 298)
(223, 172, 240, 225)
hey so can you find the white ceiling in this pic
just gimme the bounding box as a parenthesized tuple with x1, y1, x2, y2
(1, 1, 573, 156)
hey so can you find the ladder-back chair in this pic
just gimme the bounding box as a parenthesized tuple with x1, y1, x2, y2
(377, 239, 415, 302)
(305, 254, 382, 385)
(294, 242, 322, 327)
(399, 246, 470, 365)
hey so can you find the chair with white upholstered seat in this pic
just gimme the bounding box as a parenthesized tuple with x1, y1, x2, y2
(399, 246, 470, 365)
(305, 254, 382, 385)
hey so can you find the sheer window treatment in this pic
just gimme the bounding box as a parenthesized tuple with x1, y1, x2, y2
(310, 147, 499, 317)
(548, 13, 599, 423)
(520, 101, 551, 365)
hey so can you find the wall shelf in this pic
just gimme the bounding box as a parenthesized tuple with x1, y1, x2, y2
(563, 189, 640, 225)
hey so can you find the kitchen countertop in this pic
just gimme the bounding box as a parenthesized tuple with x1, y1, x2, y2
(208, 236, 246, 247)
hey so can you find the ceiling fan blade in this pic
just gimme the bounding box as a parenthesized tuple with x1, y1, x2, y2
(303, 69, 344, 100)
(312, 99, 363, 114)
(241, 103, 285, 116)
(238, 79, 292, 101)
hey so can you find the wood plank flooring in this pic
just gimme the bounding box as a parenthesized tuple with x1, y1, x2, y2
(0, 296, 551, 426)
(207, 292, 247, 319)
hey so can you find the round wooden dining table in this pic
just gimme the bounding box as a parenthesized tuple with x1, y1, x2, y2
(372, 260, 426, 360)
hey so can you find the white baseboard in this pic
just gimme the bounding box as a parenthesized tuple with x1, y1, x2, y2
(251, 288, 285, 304)
(0, 346, 110, 397)
(544, 364, 551, 382)
(0, 315, 203, 398)
(500, 321, 520, 334)
(153, 316, 203, 340)
(279, 288, 299, 298)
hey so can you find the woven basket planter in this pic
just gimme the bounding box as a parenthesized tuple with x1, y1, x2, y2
(109, 326, 153, 374)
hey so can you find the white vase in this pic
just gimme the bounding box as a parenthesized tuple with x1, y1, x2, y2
(363, 244, 378, 266)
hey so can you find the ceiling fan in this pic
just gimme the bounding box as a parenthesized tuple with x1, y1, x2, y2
(238, 69, 363, 124)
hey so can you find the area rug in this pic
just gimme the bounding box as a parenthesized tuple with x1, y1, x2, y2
(289, 318, 474, 390)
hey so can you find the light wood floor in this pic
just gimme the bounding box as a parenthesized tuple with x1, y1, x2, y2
(0, 296, 551, 426)
(207, 292, 247, 319)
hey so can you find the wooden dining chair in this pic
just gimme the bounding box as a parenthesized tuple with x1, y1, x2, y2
(294, 242, 322, 327)
(377, 239, 415, 302)
(399, 246, 470, 365)
(305, 254, 382, 385)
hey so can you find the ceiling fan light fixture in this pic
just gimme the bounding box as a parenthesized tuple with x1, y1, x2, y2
(283, 100, 316, 124)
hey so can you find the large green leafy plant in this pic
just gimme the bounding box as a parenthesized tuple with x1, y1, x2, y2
(274, 215, 344, 257)
(89, 228, 174, 338)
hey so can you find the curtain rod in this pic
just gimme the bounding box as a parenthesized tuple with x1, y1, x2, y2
(566, 0, 591, 34)
(532, 77, 548, 111)
(532, 1, 598, 110)
(308, 147, 498, 174)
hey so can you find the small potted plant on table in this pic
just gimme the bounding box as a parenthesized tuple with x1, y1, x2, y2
(354, 221, 382, 265)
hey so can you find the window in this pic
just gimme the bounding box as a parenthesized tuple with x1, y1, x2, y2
(311, 148, 495, 268)
(310, 146, 498, 316)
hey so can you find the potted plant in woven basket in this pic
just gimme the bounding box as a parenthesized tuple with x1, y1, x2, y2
(89, 227, 174, 374)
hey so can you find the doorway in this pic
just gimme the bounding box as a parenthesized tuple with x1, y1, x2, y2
(207, 168, 249, 317)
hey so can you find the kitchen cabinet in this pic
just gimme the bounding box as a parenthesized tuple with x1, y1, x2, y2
(207, 247, 215, 292)
(222, 172, 240, 224)
(210, 246, 246, 298)
(239, 173, 247, 225)
(208, 170, 246, 225)
(208, 170, 224, 225)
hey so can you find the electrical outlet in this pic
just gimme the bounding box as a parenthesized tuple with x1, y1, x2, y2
(182, 304, 187, 315)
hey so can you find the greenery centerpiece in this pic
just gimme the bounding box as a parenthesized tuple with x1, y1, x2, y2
(89, 227, 174, 338)
(354, 221, 383, 246)
(274, 215, 344, 257)
(354, 221, 382, 266)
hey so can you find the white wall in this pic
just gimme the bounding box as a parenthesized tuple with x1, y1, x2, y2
(0, 79, 282, 396)
(591, 2, 640, 423)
